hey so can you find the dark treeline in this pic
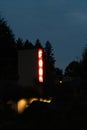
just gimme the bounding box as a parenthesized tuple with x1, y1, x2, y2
(16, 38, 43, 50)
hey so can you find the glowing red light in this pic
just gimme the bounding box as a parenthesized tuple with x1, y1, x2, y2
(38, 49, 43, 83)
(39, 68, 43, 75)
(39, 76, 43, 82)
(39, 60, 43, 67)
(38, 49, 43, 58)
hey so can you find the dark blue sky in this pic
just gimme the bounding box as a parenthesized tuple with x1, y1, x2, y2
(0, 0, 87, 71)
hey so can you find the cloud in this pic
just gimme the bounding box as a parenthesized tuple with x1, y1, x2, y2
(72, 12, 87, 22)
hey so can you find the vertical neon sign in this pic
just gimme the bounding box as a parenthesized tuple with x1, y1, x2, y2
(38, 49, 43, 83)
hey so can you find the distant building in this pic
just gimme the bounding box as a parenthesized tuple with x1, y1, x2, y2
(18, 49, 38, 87)
(17, 48, 44, 94)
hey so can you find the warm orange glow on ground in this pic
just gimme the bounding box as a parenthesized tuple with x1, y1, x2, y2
(16, 97, 52, 113)
(39, 98, 52, 103)
(17, 99, 28, 113)
(6, 98, 52, 114)
(28, 98, 38, 104)
(28, 97, 52, 105)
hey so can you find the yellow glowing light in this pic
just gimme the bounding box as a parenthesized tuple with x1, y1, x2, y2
(28, 97, 52, 105)
(39, 59, 43, 67)
(28, 98, 38, 104)
(39, 98, 52, 103)
(16, 97, 52, 113)
(39, 68, 43, 75)
(44, 99, 51, 103)
(17, 99, 28, 113)
(59, 80, 63, 84)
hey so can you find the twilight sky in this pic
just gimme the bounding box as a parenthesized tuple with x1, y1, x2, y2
(0, 0, 87, 71)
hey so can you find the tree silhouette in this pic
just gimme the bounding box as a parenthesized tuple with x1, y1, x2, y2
(44, 41, 56, 97)
(0, 17, 17, 80)
(64, 61, 81, 77)
(0, 17, 15, 49)
(16, 37, 23, 49)
(81, 44, 87, 79)
(44, 41, 55, 69)
(35, 39, 42, 48)
(24, 39, 34, 49)
(55, 67, 63, 80)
